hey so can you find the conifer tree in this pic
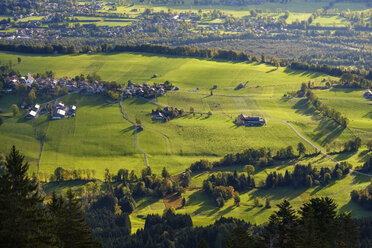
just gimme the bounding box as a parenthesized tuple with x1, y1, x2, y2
(48, 189, 101, 248)
(0, 146, 55, 247)
(225, 225, 253, 248)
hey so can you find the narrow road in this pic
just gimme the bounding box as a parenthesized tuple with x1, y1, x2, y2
(119, 97, 149, 168)
(36, 140, 44, 173)
(269, 118, 340, 164)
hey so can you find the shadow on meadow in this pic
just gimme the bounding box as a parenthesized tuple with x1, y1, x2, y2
(43, 180, 89, 194)
(329, 87, 361, 94)
(120, 126, 135, 134)
(339, 200, 371, 218)
(135, 197, 161, 211)
(250, 186, 308, 201)
(334, 151, 357, 161)
(353, 174, 372, 184)
(293, 98, 345, 145)
(187, 190, 220, 216)
(283, 67, 323, 79)
(363, 110, 372, 119)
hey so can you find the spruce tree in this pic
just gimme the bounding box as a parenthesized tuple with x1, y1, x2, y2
(297, 197, 338, 248)
(225, 225, 253, 248)
(48, 189, 101, 248)
(0, 146, 55, 247)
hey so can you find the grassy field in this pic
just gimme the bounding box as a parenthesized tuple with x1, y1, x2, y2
(311, 15, 350, 27)
(1, 50, 371, 230)
(0, 51, 331, 95)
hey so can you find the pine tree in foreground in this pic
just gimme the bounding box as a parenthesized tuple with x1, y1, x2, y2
(0, 145, 55, 247)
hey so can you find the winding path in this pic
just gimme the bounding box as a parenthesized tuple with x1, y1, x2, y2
(269, 118, 340, 164)
(119, 97, 149, 168)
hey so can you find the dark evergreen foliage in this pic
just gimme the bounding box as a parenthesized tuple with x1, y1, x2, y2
(265, 162, 350, 189)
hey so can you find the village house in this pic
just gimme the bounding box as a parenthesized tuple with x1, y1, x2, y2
(363, 90, 372, 100)
(52, 109, 66, 120)
(235, 114, 266, 127)
(25, 110, 37, 119)
(151, 106, 183, 121)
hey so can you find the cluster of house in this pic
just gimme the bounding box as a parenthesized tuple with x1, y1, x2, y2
(51, 102, 77, 120)
(363, 90, 372, 100)
(235, 114, 266, 127)
(25, 104, 41, 119)
(123, 81, 176, 99)
(24, 101, 77, 120)
(151, 106, 183, 121)
(2, 73, 118, 100)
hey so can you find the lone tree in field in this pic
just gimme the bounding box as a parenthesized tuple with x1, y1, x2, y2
(161, 167, 170, 178)
(11, 104, 19, 116)
(190, 106, 194, 114)
(297, 142, 306, 157)
(135, 118, 141, 126)
(244, 165, 255, 176)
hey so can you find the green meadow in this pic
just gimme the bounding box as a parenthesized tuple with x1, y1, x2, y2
(0, 51, 371, 229)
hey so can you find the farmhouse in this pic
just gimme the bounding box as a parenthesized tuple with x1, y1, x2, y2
(67, 105, 77, 116)
(33, 104, 40, 111)
(151, 106, 183, 121)
(363, 90, 372, 100)
(52, 109, 66, 120)
(235, 114, 266, 126)
(25, 110, 37, 119)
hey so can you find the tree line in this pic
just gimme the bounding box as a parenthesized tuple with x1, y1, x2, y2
(202, 171, 255, 207)
(302, 85, 349, 128)
(265, 162, 351, 189)
(189, 143, 311, 173)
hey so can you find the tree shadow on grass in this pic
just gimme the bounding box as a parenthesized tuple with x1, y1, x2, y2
(339, 200, 369, 216)
(334, 151, 357, 161)
(283, 68, 323, 79)
(358, 150, 371, 159)
(363, 111, 372, 119)
(312, 119, 345, 146)
(120, 126, 135, 134)
(187, 190, 219, 216)
(219, 205, 235, 216)
(135, 197, 161, 211)
(266, 68, 277, 73)
(354, 174, 372, 184)
(127, 97, 148, 105)
(329, 88, 360, 94)
(293, 98, 316, 116)
(43, 180, 89, 194)
(293, 98, 345, 146)
(250, 187, 307, 201)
